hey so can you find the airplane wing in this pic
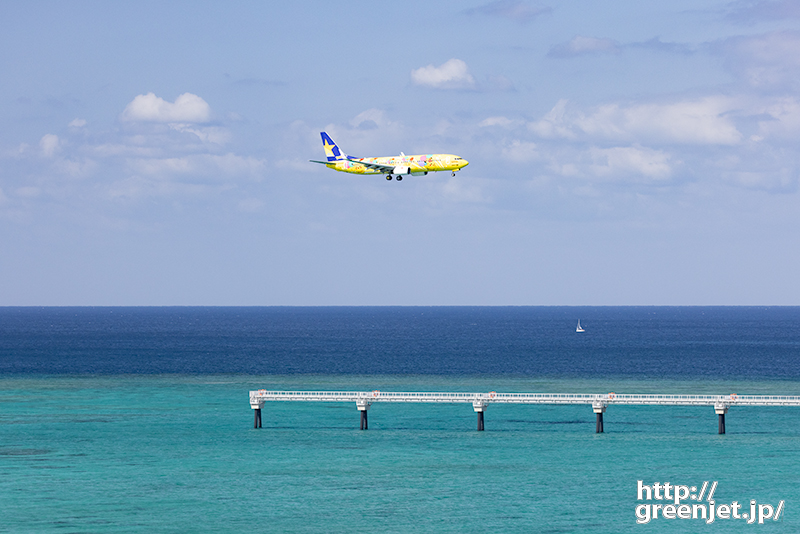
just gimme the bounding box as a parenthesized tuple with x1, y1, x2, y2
(310, 158, 391, 170)
(345, 158, 397, 173)
(311, 157, 425, 174)
(310, 158, 393, 172)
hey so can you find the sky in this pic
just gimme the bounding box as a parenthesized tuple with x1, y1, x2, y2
(2, 0, 800, 305)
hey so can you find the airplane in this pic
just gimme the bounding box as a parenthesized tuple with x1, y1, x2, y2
(310, 132, 468, 181)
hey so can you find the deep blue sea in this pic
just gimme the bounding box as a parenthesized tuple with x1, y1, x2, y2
(1, 307, 798, 532)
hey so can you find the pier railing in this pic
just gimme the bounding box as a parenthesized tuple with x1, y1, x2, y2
(250, 390, 800, 406)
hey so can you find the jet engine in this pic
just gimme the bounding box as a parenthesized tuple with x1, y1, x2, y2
(392, 166, 410, 175)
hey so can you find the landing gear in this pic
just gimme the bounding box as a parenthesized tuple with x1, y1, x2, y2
(396, 176, 403, 181)
(386, 175, 392, 180)
(452, 171, 456, 177)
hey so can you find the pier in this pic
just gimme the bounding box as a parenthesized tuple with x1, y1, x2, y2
(249, 391, 800, 434)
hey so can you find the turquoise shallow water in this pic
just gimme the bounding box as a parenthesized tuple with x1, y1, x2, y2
(2, 374, 798, 533)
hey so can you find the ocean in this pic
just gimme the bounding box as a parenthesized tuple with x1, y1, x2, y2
(1, 307, 798, 532)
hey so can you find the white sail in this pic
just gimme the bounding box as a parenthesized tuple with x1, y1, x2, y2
(576, 320, 585, 333)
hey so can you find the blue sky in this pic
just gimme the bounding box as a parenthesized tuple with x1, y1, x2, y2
(2, 0, 800, 305)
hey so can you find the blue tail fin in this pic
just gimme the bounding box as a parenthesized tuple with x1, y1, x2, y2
(321, 132, 348, 161)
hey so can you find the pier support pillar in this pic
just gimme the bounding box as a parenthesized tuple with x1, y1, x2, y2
(593, 402, 607, 433)
(473, 401, 487, 431)
(356, 400, 371, 430)
(715, 404, 728, 434)
(250, 400, 264, 429)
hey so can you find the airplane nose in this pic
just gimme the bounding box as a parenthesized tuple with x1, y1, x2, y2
(461, 160, 469, 168)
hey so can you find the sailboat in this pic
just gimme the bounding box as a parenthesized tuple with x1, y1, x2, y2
(576, 320, 585, 333)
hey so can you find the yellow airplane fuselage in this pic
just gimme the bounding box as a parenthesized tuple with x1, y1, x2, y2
(326, 154, 468, 175)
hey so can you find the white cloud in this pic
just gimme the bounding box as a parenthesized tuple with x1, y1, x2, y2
(169, 124, 231, 144)
(210, 153, 266, 176)
(719, 31, 800, 89)
(57, 158, 97, 178)
(40, 134, 60, 157)
(12, 143, 31, 157)
(440, 176, 489, 203)
(69, 118, 87, 128)
(580, 98, 743, 144)
(756, 97, 800, 139)
(530, 97, 743, 145)
(129, 157, 193, 176)
(319, 110, 407, 156)
(106, 153, 264, 201)
(528, 99, 578, 139)
(501, 140, 540, 162)
(91, 143, 160, 158)
(548, 36, 620, 58)
(480, 116, 520, 128)
(411, 59, 475, 90)
(588, 146, 673, 181)
(121, 92, 211, 123)
(531, 145, 675, 184)
(349, 108, 391, 130)
(126, 153, 265, 180)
